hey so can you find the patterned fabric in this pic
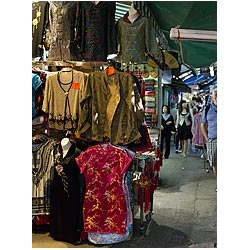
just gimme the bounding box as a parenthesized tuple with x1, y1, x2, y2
(145, 108, 155, 113)
(32, 1, 49, 58)
(144, 79, 155, 85)
(32, 139, 56, 215)
(80, 1, 117, 61)
(87, 173, 133, 244)
(75, 143, 132, 234)
(144, 85, 154, 91)
(117, 12, 160, 63)
(42, 70, 88, 130)
(145, 91, 155, 96)
(145, 102, 156, 108)
(206, 139, 217, 167)
(47, 2, 82, 61)
(144, 96, 155, 102)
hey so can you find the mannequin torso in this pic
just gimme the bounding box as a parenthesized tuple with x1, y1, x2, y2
(61, 138, 72, 158)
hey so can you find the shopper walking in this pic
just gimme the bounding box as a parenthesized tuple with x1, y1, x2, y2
(160, 105, 175, 159)
(175, 100, 194, 158)
(200, 88, 217, 176)
(192, 106, 205, 153)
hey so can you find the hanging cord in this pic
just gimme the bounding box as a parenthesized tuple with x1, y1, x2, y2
(57, 70, 74, 131)
(178, 40, 185, 65)
(178, 39, 197, 77)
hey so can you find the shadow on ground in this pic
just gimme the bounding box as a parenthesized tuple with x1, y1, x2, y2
(110, 219, 190, 248)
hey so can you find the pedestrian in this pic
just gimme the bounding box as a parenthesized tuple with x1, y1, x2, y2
(160, 105, 175, 159)
(200, 88, 217, 176)
(170, 102, 178, 149)
(192, 106, 205, 153)
(174, 102, 182, 154)
(175, 100, 194, 158)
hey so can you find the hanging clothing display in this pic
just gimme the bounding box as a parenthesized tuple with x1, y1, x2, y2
(80, 1, 117, 61)
(42, 69, 88, 131)
(32, 1, 49, 58)
(49, 142, 84, 244)
(47, 1, 82, 61)
(76, 69, 144, 145)
(32, 1, 163, 244)
(117, 11, 160, 64)
(75, 143, 132, 235)
(32, 138, 56, 215)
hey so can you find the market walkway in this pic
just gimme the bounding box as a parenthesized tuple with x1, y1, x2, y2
(32, 143, 217, 248)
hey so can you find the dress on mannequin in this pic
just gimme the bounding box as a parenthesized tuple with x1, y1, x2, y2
(50, 140, 85, 243)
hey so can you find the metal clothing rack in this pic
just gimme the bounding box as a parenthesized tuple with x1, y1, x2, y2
(132, 151, 160, 235)
(32, 60, 110, 72)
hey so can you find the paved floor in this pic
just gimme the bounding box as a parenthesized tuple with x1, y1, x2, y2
(32, 143, 217, 248)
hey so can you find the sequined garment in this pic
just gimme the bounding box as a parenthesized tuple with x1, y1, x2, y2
(80, 1, 117, 61)
(47, 2, 82, 61)
(75, 143, 132, 234)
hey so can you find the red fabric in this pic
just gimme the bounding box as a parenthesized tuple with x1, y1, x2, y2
(145, 91, 155, 96)
(145, 108, 155, 113)
(154, 160, 161, 172)
(35, 215, 50, 225)
(80, 231, 88, 240)
(75, 143, 132, 234)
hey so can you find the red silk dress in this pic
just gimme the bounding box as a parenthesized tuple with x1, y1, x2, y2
(75, 143, 132, 234)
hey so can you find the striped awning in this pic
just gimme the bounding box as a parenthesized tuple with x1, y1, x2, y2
(115, 2, 131, 21)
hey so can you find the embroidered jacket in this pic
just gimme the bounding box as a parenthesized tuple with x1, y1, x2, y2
(77, 70, 144, 145)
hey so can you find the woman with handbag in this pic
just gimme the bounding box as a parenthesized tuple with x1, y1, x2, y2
(160, 105, 176, 159)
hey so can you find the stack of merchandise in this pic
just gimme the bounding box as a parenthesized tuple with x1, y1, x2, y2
(144, 79, 156, 127)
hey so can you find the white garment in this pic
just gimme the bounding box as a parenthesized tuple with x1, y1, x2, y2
(176, 109, 194, 130)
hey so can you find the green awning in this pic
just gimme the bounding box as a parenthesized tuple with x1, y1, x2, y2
(146, 1, 217, 68)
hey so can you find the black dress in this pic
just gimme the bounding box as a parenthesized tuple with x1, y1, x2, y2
(50, 143, 85, 244)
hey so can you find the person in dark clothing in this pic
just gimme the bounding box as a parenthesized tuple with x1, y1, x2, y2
(160, 105, 175, 159)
